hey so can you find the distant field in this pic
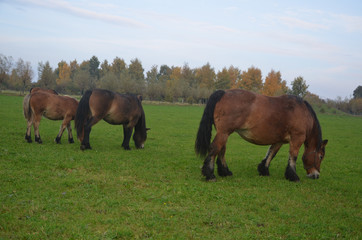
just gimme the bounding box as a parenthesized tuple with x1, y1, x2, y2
(0, 94, 361, 239)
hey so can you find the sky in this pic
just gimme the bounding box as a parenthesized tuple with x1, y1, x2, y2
(1, 0, 361, 99)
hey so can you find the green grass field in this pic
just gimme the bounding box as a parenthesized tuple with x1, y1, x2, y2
(0, 94, 361, 239)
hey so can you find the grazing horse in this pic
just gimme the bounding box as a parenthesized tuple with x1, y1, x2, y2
(74, 89, 148, 150)
(23, 91, 79, 144)
(195, 89, 328, 182)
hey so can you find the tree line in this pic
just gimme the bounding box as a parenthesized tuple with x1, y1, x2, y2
(0, 53, 361, 114)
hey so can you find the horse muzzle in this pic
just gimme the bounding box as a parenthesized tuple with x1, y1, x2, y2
(306, 169, 320, 179)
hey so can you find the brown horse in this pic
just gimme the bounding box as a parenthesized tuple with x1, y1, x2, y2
(195, 89, 328, 182)
(23, 91, 79, 144)
(75, 89, 148, 150)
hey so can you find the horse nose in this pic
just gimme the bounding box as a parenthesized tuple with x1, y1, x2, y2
(307, 171, 320, 179)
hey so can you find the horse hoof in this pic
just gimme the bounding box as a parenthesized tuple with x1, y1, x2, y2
(80, 144, 91, 151)
(55, 138, 61, 144)
(258, 163, 270, 176)
(285, 166, 300, 182)
(68, 138, 74, 144)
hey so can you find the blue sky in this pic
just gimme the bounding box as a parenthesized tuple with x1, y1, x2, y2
(1, 0, 361, 99)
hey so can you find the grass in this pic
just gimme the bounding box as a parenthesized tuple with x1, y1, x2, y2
(0, 94, 361, 239)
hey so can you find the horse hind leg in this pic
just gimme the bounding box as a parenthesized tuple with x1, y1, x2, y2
(55, 122, 67, 144)
(33, 116, 42, 144)
(258, 143, 282, 176)
(216, 145, 233, 177)
(67, 123, 74, 143)
(202, 133, 228, 181)
(80, 116, 101, 150)
(25, 118, 33, 143)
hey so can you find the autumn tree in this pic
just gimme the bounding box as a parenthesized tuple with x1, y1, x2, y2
(228, 65, 241, 89)
(195, 63, 215, 99)
(69, 60, 79, 80)
(56, 61, 71, 88)
(238, 66, 263, 93)
(215, 67, 231, 90)
(290, 76, 308, 98)
(262, 70, 288, 96)
(111, 57, 127, 78)
(37, 61, 56, 89)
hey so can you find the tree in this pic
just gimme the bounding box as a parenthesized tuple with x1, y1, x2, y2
(98, 71, 119, 91)
(128, 58, 145, 94)
(262, 70, 288, 96)
(290, 76, 308, 98)
(228, 65, 241, 89)
(89, 56, 100, 80)
(56, 61, 71, 87)
(238, 66, 263, 93)
(37, 61, 56, 89)
(74, 67, 91, 94)
(195, 63, 215, 99)
(0, 54, 13, 89)
(111, 57, 126, 77)
(353, 85, 362, 99)
(15, 58, 33, 93)
(215, 67, 231, 90)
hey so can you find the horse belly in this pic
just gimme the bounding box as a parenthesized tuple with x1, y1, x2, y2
(236, 129, 289, 145)
(103, 113, 127, 125)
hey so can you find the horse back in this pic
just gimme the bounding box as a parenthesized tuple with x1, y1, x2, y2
(214, 89, 313, 145)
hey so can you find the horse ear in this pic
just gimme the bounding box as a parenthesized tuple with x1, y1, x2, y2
(322, 139, 328, 147)
(146, 128, 151, 131)
(137, 95, 143, 101)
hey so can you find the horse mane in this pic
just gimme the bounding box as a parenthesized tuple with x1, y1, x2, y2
(303, 99, 322, 150)
(134, 94, 147, 139)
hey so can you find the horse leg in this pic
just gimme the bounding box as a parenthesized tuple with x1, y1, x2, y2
(202, 133, 228, 181)
(216, 145, 233, 177)
(67, 123, 74, 143)
(285, 141, 302, 182)
(258, 143, 283, 176)
(33, 115, 42, 144)
(25, 118, 33, 143)
(122, 126, 133, 150)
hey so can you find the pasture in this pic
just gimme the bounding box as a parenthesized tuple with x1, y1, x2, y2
(0, 94, 361, 239)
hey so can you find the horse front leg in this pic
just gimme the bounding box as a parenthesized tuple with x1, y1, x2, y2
(122, 126, 133, 150)
(258, 143, 283, 176)
(202, 133, 228, 181)
(285, 141, 302, 182)
(216, 145, 233, 177)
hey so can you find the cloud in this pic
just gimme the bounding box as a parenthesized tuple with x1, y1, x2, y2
(8, 0, 148, 28)
(278, 16, 329, 31)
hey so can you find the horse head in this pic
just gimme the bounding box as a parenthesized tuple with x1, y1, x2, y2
(302, 139, 328, 179)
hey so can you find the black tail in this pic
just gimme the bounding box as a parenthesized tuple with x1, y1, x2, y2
(75, 90, 93, 139)
(195, 90, 225, 157)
